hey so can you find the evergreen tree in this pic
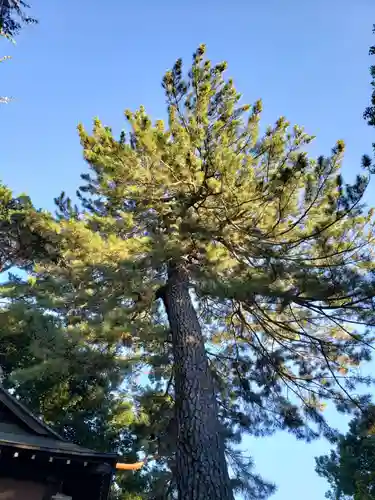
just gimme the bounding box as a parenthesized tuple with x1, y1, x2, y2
(315, 407, 375, 499)
(0, 284, 149, 499)
(6, 45, 375, 499)
(0, 184, 57, 271)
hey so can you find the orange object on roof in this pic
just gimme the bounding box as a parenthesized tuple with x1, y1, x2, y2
(116, 461, 145, 471)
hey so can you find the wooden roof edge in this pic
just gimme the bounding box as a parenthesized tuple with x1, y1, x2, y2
(0, 386, 67, 441)
(0, 438, 120, 462)
(0, 387, 141, 467)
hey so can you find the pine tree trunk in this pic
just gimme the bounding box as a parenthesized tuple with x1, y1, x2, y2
(160, 262, 234, 500)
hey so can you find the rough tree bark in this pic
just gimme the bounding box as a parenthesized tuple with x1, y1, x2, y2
(160, 262, 234, 500)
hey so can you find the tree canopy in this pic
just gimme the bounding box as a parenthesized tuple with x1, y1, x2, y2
(316, 407, 375, 499)
(0, 185, 59, 272)
(2, 42, 375, 499)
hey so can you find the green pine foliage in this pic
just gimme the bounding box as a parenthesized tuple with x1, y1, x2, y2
(316, 406, 375, 499)
(0, 283, 149, 497)
(0, 183, 57, 271)
(4, 44, 375, 498)
(0, 0, 36, 38)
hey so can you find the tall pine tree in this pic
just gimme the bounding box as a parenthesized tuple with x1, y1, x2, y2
(7, 45, 375, 499)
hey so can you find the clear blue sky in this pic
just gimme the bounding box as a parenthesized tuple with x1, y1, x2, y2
(2, 0, 375, 498)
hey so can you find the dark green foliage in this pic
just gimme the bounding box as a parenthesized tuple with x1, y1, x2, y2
(0, 296, 147, 498)
(0, 0, 36, 38)
(316, 407, 375, 499)
(0, 184, 58, 271)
